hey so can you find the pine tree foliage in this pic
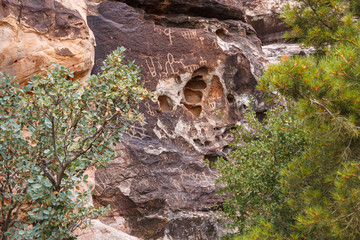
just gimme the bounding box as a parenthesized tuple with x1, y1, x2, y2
(283, 0, 359, 49)
(215, 106, 308, 239)
(215, 0, 360, 239)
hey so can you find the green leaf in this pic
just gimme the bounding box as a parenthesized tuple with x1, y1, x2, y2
(44, 118, 52, 128)
(32, 184, 42, 189)
(44, 181, 52, 187)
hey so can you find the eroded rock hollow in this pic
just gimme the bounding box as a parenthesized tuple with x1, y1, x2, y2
(87, 1, 268, 239)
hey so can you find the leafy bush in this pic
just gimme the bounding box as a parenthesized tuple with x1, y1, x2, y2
(0, 47, 151, 240)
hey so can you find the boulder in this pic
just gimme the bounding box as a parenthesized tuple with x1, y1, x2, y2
(88, 1, 267, 239)
(0, 0, 95, 84)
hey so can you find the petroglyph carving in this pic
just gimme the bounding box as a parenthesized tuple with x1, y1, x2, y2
(154, 26, 174, 45)
(184, 64, 200, 72)
(199, 37, 204, 45)
(182, 30, 197, 39)
(143, 53, 209, 79)
(142, 54, 163, 78)
(157, 60, 163, 70)
(165, 52, 179, 76)
(212, 39, 220, 49)
(199, 56, 207, 65)
(164, 53, 194, 75)
(190, 53, 197, 60)
(128, 124, 150, 140)
(145, 102, 156, 117)
(145, 57, 157, 77)
(209, 101, 216, 110)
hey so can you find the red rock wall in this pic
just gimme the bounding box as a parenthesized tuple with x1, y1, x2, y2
(87, 1, 267, 239)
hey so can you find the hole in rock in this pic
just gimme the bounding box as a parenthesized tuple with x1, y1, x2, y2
(184, 89, 203, 104)
(175, 75, 182, 84)
(222, 126, 236, 138)
(184, 104, 202, 117)
(158, 95, 173, 112)
(215, 136, 221, 141)
(185, 78, 207, 90)
(227, 93, 235, 103)
(192, 66, 208, 77)
(209, 75, 224, 99)
(222, 145, 232, 154)
(193, 138, 202, 146)
(256, 111, 267, 122)
(216, 29, 226, 39)
(191, 75, 203, 81)
(204, 141, 211, 147)
(204, 154, 225, 168)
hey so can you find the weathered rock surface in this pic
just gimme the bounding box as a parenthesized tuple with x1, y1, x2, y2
(242, 0, 291, 44)
(87, 1, 267, 239)
(115, 0, 246, 21)
(0, 0, 95, 84)
(263, 43, 315, 64)
(77, 219, 140, 240)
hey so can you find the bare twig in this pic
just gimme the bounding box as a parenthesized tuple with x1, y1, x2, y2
(50, 114, 63, 168)
(41, 160, 57, 187)
(310, 99, 333, 115)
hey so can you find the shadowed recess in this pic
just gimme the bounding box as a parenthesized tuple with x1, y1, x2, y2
(227, 93, 235, 103)
(215, 29, 225, 39)
(208, 75, 224, 99)
(192, 66, 209, 77)
(185, 77, 207, 90)
(158, 95, 174, 112)
(184, 104, 202, 117)
(184, 89, 203, 104)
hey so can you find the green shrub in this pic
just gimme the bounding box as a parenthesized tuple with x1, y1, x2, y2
(0, 47, 151, 240)
(215, 1, 360, 239)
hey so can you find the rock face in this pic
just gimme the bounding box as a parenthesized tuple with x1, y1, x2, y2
(77, 219, 140, 240)
(0, 0, 95, 84)
(263, 43, 315, 64)
(116, 0, 247, 21)
(87, 1, 267, 239)
(241, 0, 291, 43)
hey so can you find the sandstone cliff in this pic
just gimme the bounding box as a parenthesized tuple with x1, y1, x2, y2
(0, 0, 95, 84)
